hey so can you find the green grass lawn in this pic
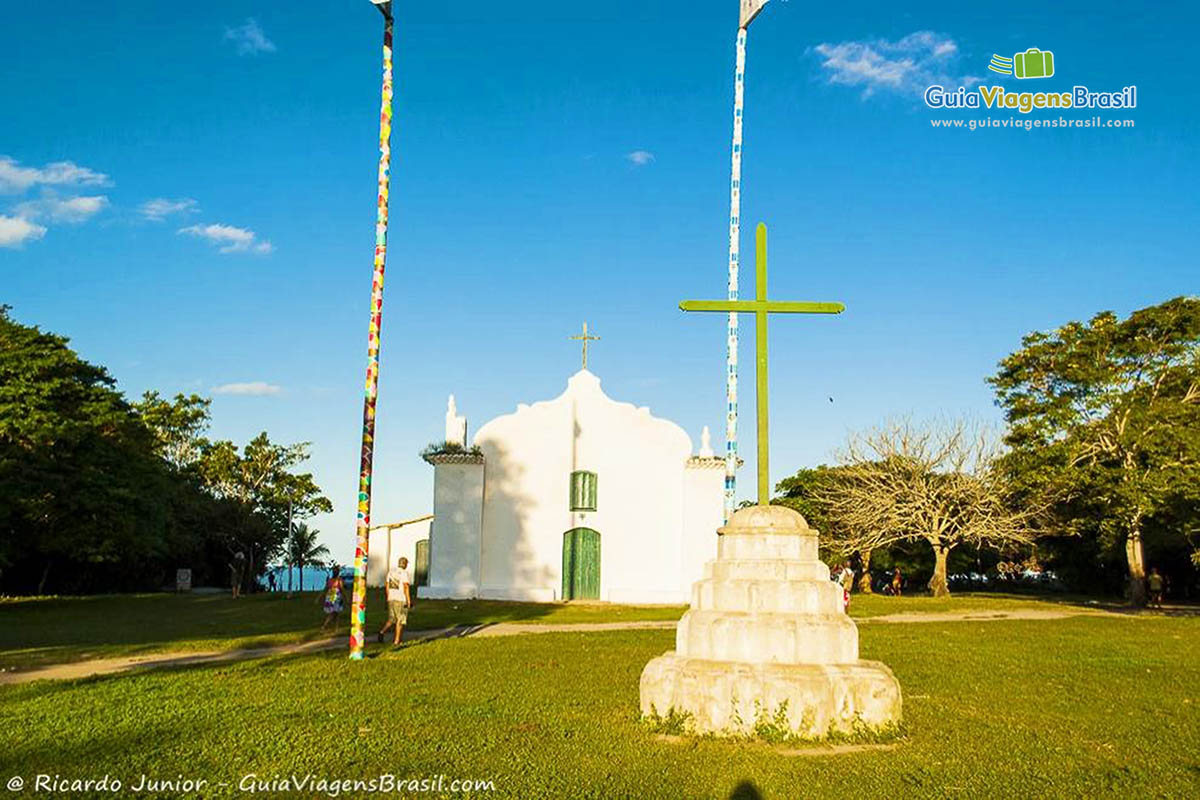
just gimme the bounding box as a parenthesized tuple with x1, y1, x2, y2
(0, 590, 1127, 672)
(0, 592, 688, 671)
(1, 615, 1196, 798)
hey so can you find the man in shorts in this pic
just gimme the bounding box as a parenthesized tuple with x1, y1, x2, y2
(378, 556, 412, 646)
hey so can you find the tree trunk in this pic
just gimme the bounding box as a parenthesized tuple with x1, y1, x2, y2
(287, 561, 294, 598)
(928, 545, 950, 597)
(857, 548, 874, 594)
(37, 558, 52, 596)
(1125, 527, 1147, 607)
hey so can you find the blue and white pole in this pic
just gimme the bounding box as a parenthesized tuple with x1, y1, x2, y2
(724, 26, 747, 520)
(724, 0, 772, 518)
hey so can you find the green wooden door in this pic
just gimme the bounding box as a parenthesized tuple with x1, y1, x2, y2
(414, 539, 430, 587)
(561, 528, 600, 600)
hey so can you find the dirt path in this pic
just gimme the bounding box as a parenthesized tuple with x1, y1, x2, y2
(855, 607, 1125, 625)
(0, 607, 1140, 686)
(0, 637, 344, 687)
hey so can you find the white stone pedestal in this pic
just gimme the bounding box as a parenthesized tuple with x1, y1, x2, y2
(639, 505, 901, 737)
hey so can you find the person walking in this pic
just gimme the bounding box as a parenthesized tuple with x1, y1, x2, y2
(1148, 568, 1165, 609)
(890, 567, 903, 597)
(319, 565, 345, 633)
(378, 556, 412, 646)
(229, 551, 245, 599)
(839, 561, 854, 611)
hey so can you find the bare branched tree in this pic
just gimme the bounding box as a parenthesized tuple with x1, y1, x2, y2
(819, 417, 1042, 596)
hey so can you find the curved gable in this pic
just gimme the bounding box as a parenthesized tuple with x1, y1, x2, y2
(473, 370, 692, 460)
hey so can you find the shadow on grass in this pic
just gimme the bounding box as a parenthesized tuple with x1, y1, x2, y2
(730, 781, 763, 800)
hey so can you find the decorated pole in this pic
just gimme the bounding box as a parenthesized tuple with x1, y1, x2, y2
(723, 0, 772, 519)
(349, 0, 395, 661)
(723, 25, 745, 522)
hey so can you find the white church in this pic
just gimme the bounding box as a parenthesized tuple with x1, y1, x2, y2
(418, 368, 725, 604)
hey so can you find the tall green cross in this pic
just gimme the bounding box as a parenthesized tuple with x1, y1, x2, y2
(681, 223, 845, 506)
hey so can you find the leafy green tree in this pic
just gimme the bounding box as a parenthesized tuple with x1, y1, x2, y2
(0, 307, 334, 596)
(989, 297, 1200, 604)
(199, 434, 332, 590)
(774, 466, 834, 532)
(134, 391, 212, 471)
(0, 307, 167, 593)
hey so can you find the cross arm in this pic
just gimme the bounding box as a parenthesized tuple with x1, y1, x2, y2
(679, 300, 845, 314)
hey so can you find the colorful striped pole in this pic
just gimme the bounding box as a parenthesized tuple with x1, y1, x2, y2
(724, 26, 747, 520)
(349, 1, 395, 661)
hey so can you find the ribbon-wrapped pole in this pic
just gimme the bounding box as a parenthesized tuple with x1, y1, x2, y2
(349, 4, 395, 661)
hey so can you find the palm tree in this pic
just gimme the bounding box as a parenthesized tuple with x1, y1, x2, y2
(286, 523, 330, 596)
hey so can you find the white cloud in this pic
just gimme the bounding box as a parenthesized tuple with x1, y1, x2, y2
(15, 193, 109, 224)
(53, 195, 108, 222)
(212, 382, 283, 396)
(626, 150, 655, 166)
(0, 214, 47, 248)
(179, 223, 273, 255)
(0, 156, 111, 194)
(140, 197, 198, 221)
(812, 31, 980, 98)
(224, 19, 276, 55)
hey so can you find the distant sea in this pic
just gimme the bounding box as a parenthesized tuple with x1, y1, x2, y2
(258, 565, 343, 592)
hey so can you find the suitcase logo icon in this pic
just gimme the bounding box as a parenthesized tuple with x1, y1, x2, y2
(988, 48, 1055, 79)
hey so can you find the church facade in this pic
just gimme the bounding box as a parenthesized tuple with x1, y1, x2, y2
(423, 370, 724, 604)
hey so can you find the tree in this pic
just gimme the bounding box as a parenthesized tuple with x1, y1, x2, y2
(198, 434, 332, 590)
(287, 523, 330, 594)
(0, 306, 335, 596)
(989, 297, 1200, 604)
(820, 418, 1041, 597)
(774, 466, 833, 532)
(134, 391, 212, 471)
(0, 307, 168, 593)
(775, 465, 876, 592)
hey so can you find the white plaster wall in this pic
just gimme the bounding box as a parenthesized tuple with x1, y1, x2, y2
(367, 518, 432, 587)
(473, 370, 697, 604)
(681, 463, 724, 593)
(425, 462, 484, 598)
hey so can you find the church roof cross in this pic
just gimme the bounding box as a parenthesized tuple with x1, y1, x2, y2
(569, 322, 601, 370)
(680, 223, 845, 506)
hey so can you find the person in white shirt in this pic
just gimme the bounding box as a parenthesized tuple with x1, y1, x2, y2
(378, 556, 412, 646)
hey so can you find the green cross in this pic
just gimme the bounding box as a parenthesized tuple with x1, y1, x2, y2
(680, 223, 845, 507)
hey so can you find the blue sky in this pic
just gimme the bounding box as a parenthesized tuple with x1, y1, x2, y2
(3, 0, 1196, 562)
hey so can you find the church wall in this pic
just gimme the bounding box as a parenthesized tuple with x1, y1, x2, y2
(424, 462, 484, 599)
(473, 371, 696, 604)
(476, 400, 571, 602)
(366, 518, 432, 588)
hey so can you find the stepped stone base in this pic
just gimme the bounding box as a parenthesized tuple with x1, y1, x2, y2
(638, 504, 902, 739)
(640, 653, 901, 737)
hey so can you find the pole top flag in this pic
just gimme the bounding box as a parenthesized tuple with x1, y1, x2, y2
(739, 0, 771, 28)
